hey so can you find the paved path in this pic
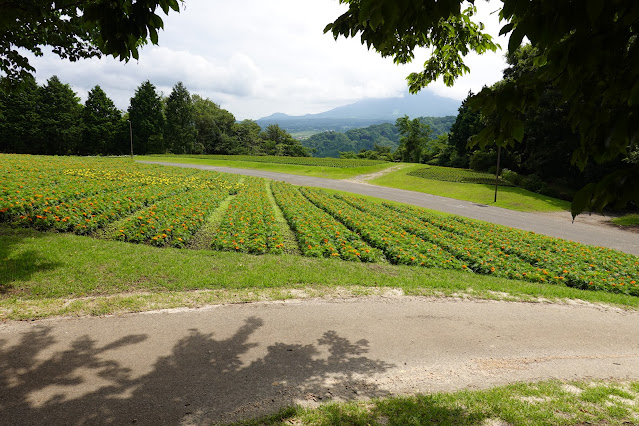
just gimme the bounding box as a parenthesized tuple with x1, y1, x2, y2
(140, 161, 638, 255)
(1, 297, 638, 425)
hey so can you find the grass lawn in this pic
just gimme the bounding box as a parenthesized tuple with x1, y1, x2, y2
(238, 380, 639, 426)
(137, 154, 394, 180)
(2, 225, 638, 320)
(139, 156, 571, 213)
(612, 213, 639, 227)
(369, 164, 571, 212)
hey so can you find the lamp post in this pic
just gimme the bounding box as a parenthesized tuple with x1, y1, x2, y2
(127, 119, 133, 159)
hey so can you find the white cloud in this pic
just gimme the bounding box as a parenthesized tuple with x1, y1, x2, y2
(24, 0, 509, 120)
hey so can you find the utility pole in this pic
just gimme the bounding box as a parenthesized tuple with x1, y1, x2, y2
(127, 119, 133, 160)
(494, 145, 502, 203)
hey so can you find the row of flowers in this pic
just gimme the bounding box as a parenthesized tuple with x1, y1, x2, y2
(271, 181, 381, 261)
(211, 177, 284, 254)
(299, 187, 463, 268)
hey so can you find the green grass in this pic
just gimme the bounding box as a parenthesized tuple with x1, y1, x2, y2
(407, 165, 514, 186)
(137, 154, 394, 180)
(2, 225, 638, 320)
(140, 156, 570, 212)
(612, 213, 639, 227)
(236, 380, 639, 426)
(370, 164, 571, 212)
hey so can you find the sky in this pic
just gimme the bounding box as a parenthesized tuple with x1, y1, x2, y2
(26, 0, 509, 120)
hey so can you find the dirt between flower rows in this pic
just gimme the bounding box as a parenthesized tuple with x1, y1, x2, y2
(1, 296, 638, 425)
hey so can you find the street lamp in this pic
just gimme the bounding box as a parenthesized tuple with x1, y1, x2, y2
(127, 119, 133, 160)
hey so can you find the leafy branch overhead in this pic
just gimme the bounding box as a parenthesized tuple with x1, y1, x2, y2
(326, 0, 639, 216)
(0, 0, 181, 83)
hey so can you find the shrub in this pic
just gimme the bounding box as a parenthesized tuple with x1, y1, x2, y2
(469, 150, 497, 172)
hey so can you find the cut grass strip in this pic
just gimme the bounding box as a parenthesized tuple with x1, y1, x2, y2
(369, 164, 571, 213)
(187, 193, 236, 250)
(612, 213, 639, 227)
(235, 379, 639, 426)
(265, 181, 301, 255)
(1, 225, 638, 320)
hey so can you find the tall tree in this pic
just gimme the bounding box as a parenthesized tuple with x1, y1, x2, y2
(0, 76, 40, 153)
(395, 115, 431, 163)
(325, 0, 639, 215)
(164, 82, 196, 154)
(37, 76, 82, 155)
(0, 0, 181, 85)
(231, 120, 262, 155)
(128, 81, 165, 154)
(259, 124, 309, 157)
(448, 92, 482, 168)
(80, 85, 121, 155)
(192, 95, 236, 154)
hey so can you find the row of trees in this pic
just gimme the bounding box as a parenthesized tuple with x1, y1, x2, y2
(0, 77, 308, 157)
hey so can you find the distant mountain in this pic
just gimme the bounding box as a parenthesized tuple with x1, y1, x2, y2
(303, 116, 456, 158)
(256, 90, 461, 134)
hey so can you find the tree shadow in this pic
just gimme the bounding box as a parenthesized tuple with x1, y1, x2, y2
(0, 226, 62, 293)
(0, 316, 394, 425)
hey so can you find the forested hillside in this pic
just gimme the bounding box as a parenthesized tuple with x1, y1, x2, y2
(303, 116, 455, 157)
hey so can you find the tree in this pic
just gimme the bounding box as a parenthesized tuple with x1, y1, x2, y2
(0, 75, 40, 153)
(37, 76, 82, 155)
(81, 85, 122, 155)
(0, 0, 181, 85)
(395, 115, 431, 163)
(259, 124, 309, 157)
(325, 0, 639, 216)
(128, 81, 165, 154)
(448, 92, 482, 168)
(164, 82, 197, 154)
(192, 95, 236, 154)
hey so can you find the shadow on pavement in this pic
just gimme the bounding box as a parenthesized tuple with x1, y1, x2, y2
(0, 316, 394, 424)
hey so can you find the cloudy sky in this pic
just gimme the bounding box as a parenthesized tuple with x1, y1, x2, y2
(27, 0, 508, 120)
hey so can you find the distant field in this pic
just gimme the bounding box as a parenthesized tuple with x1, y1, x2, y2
(147, 154, 388, 168)
(408, 166, 514, 186)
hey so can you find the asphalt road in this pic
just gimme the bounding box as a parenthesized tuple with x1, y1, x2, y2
(1, 297, 638, 425)
(140, 161, 638, 256)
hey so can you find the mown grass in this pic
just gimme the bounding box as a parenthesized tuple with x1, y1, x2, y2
(140, 156, 571, 213)
(1, 225, 638, 320)
(236, 380, 639, 426)
(137, 154, 394, 180)
(612, 213, 639, 227)
(370, 164, 571, 212)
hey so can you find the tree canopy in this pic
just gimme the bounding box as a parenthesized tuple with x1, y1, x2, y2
(0, 0, 181, 84)
(325, 0, 639, 216)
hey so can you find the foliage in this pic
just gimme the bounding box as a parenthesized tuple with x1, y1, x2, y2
(81, 85, 122, 155)
(447, 93, 482, 168)
(36, 76, 83, 155)
(304, 117, 454, 158)
(192, 95, 236, 155)
(407, 166, 512, 186)
(259, 124, 309, 157)
(164, 82, 197, 154)
(0, 0, 181, 84)
(395, 115, 432, 163)
(128, 80, 165, 154)
(0, 75, 40, 153)
(325, 0, 639, 216)
(2, 154, 637, 297)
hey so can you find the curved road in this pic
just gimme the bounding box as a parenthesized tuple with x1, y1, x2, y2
(1, 297, 638, 424)
(140, 161, 638, 256)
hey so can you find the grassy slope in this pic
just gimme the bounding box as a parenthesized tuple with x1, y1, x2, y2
(137, 154, 393, 180)
(139, 156, 570, 213)
(370, 164, 571, 212)
(239, 380, 639, 426)
(2, 225, 637, 320)
(612, 213, 639, 227)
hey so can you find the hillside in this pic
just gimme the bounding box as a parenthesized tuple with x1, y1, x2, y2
(256, 90, 461, 134)
(303, 116, 456, 158)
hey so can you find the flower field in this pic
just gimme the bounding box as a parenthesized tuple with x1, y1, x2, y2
(1, 154, 637, 297)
